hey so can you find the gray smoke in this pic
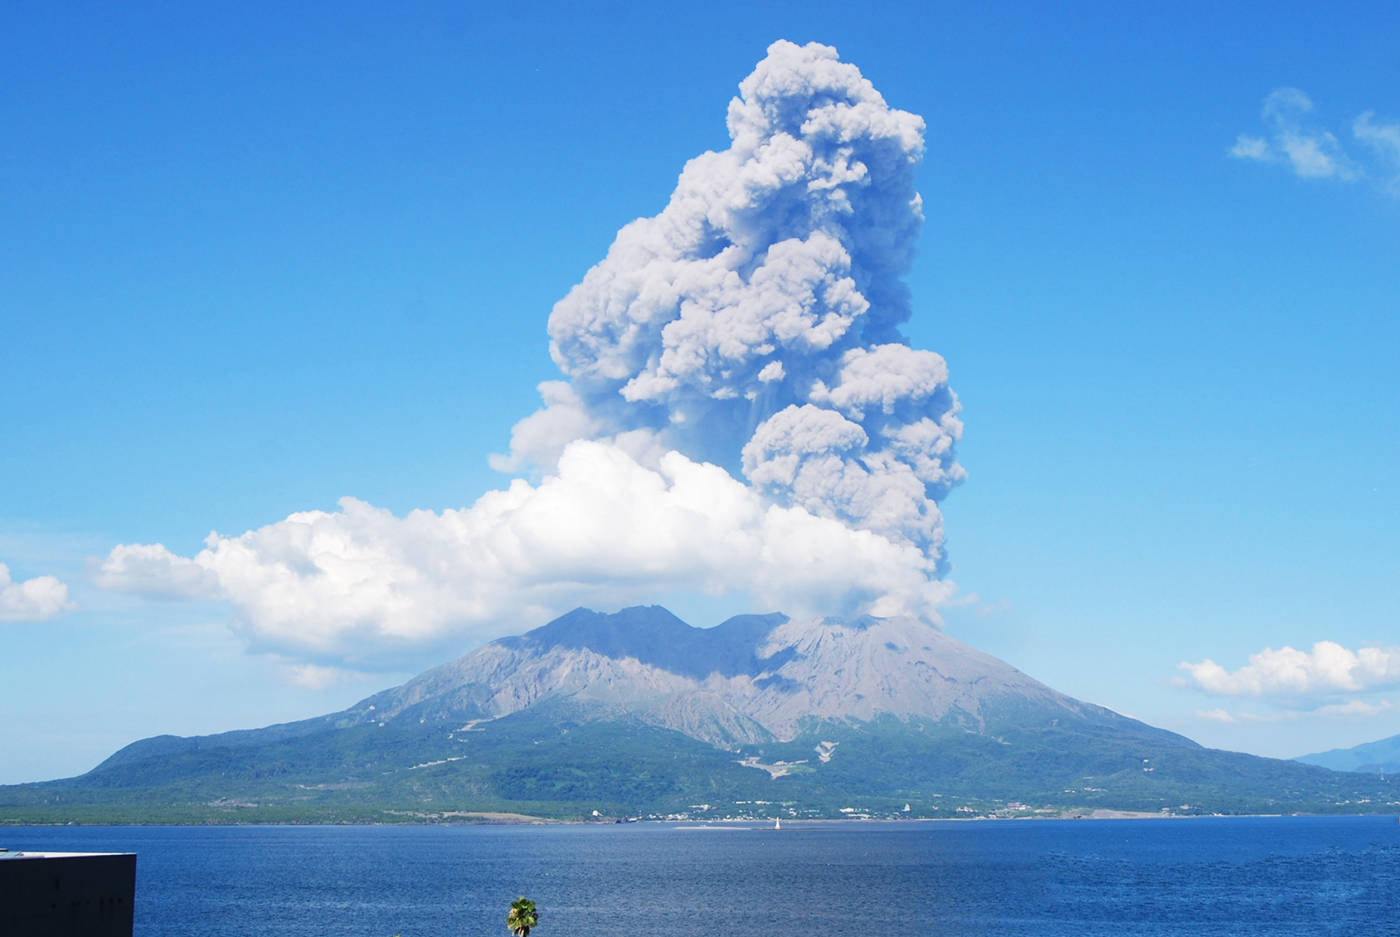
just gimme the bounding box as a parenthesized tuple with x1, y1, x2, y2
(497, 40, 964, 567)
(98, 40, 967, 669)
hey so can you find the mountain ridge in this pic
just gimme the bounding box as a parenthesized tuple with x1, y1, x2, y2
(5, 605, 1396, 823)
(1297, 732, 1400, 774)
(333, 605, 1155, 749)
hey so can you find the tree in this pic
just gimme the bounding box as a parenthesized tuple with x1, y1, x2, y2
(506, 896, 539, 937)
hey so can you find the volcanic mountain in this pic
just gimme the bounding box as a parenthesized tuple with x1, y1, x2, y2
(348, 606, 1082, 747)
(3, 607, 1393, 822)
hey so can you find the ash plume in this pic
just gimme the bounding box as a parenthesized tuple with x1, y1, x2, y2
(99, 41, 966, 667)
(497, 39, 964, 565)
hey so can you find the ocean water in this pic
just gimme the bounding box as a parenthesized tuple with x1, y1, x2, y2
(5, 816, 1398, 936)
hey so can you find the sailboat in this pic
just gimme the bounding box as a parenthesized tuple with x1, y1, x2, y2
(774, 818, 781, 830)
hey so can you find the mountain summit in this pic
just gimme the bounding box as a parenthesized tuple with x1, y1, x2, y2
(4, 606, 1393, 822)
(345, 606, 1107, 748)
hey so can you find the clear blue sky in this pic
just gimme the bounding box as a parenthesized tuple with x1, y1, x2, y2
(2, 0, 1397, 784)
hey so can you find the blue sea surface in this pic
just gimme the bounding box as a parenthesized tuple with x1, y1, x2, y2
(5, 816, 1398, 936)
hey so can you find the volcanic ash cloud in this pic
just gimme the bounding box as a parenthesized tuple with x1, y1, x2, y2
(97, 41, 965, 666)
(498, 39, 964, 566)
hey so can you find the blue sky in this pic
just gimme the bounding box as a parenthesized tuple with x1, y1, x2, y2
(3, 0, 1398, 784)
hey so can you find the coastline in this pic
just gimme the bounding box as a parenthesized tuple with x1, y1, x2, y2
(8, 809, 1393, 828)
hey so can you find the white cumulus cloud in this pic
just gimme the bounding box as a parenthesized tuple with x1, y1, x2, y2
(0, 562, 75, 622)
(1180, 641, 1400, 700)
(98, 441, 952, 668)
(95, 543, 220, 598)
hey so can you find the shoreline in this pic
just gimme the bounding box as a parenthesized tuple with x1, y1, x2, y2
(6, 810, 1396, 828)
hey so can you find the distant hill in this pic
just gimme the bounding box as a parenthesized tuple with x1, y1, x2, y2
(3, 606, 1397, 823)
(1297, 732, 1400, 774)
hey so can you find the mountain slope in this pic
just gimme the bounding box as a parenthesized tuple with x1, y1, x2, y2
(3, 606, 1397, 823)
(1297, 732, 1400, 774)
(341, 606, 1148, 747)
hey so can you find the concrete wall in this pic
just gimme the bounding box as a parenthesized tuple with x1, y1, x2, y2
(0, 851, 136, 937)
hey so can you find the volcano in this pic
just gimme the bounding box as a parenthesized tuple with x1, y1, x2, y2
(3, 607, 1394, 822)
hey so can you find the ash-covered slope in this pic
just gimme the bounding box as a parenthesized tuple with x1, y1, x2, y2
(335, 605, 1139, 749)
(13, 605, 1395, 823)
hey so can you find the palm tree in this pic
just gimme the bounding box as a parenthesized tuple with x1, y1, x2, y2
(506, 896, 539, 937)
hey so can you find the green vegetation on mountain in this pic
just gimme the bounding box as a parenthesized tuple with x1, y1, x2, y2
(3, 704, 1395, 824)
(4, 606, 1398, 824)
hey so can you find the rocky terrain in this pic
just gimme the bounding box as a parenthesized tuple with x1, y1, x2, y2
(3, 606, 1396, 823)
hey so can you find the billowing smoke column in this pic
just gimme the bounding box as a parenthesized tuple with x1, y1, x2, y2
(97, 40, 967, 669)
(499, 40, 964, 566)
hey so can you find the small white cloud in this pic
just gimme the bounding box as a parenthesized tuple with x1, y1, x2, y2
(1195, 699, 1395, 725)
(1229, 88, 1400, 193)
(1318, 698, 1397, 718)
(94, 543, 219, 598)
(1354, 111, 1400, 159)
(1228, 134, 1270, 161)
(97, 440, 952, 669)
(0, 562, 75, 622)
(1277, 130, 1353, 179)
(1262, 86, 1315, 119)
(1229, 87, 1358, 181)
(756, 361, 785, 383)
(277, 661, 368, 690)
(1180, 641, 1400, 699)
(1353, 111, 1400, 193)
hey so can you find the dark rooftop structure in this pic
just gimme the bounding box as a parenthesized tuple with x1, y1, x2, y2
(0, 849, 136, 937)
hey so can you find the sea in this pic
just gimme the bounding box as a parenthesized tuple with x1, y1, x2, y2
(5, 815, 1398, 936)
